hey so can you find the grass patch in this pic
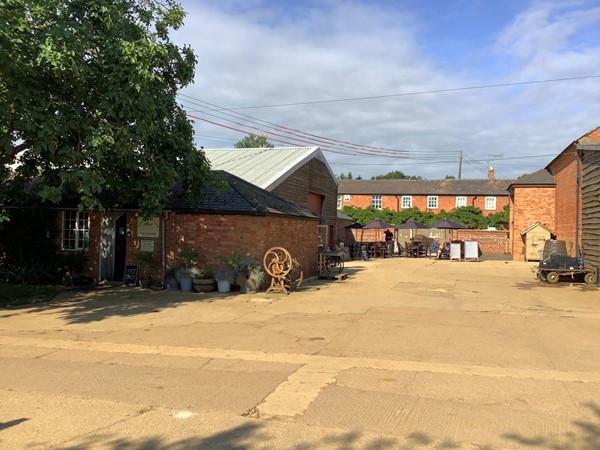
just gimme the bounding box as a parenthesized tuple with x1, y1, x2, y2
(0, 283, 59, 307)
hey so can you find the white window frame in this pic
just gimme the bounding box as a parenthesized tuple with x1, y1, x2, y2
(484, 196, 496, 210)
(371, 195, 382, 209)
(337, 195, 342, 209)
(62, 211, 90, 251)
(427, 196, 438, 210)
(401, 196, 412, 209)
(455, 196, 467, 208)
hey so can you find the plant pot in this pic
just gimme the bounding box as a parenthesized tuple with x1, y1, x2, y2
(165, 277, 179, 291)
(217, 279, 231, 293)
(139, 277, 152, 289)
(180, 276, 193, 292)
(194, 278, 217, 293)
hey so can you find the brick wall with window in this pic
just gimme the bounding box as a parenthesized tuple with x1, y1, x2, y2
(339, 194, 508, 213)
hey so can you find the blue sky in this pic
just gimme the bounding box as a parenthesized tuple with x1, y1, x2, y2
(173, 0, 600, 179)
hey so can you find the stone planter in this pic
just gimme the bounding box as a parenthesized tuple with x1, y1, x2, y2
(180, 276, 193, 292)
(217, 279, 231, 293)
(193, 278, 217, 293)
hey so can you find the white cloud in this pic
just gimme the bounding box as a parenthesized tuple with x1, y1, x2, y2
(174, 1, 600, 179)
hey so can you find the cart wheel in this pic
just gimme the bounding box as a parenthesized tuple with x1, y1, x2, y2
(584, 272, 597, 285)
(536, 271, 547, 282)
(546, 271, 559, 284)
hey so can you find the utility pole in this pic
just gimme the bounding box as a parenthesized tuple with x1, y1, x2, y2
(458, 150, 463, 179)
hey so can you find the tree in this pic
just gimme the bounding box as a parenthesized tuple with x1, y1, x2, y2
(1, 0, 210, 218)
(234, 135, 274, 148)
(371, 170, 422, 180)
(445, 175, 456, 179)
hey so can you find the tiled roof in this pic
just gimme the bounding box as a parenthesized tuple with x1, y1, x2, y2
(507, 169, 555, 191)
(337, 179, 514, 196)
(168, 171, 319, 219)
(203, 147, 335, 191)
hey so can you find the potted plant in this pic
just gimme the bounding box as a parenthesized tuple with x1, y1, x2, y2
(164, 266, 179, 290)
(193, 265, 217, 293)
(214, 266, 235, 293)
(236, 258, 265, 293)
(136, 252, 156, 289)
(175, 249, 201, 292)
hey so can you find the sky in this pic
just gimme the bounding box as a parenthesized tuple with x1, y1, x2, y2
(172, 0, 600, 180)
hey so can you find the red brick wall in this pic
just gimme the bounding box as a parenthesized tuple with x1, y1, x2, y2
(551, 152, 580, 255)
(340, 194, 508, 214)
(509, 186, 555, 260)
(164, 213, 320, 277)
(453, 229, 510, 254)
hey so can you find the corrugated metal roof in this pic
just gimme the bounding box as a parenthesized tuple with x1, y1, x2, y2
(337, 179, 513, 196)
(202, 147, 335, 191)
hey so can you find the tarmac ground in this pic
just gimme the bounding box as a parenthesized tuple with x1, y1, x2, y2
(1, 256, 599, 449)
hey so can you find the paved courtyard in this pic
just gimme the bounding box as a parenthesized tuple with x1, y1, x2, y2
(1, 257, 599, 449)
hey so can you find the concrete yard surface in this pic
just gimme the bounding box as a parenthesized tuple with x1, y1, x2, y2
(1, 257, 599, 449)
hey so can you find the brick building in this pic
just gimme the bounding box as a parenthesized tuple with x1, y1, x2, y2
(55, 171, 320, 283)
(545, 126, 600, 269)
(507, 169, 556, 261)
(204, 147, 338, 248)
(337, 171, 512, 215)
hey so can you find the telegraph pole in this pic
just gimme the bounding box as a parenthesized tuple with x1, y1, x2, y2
(458, 150, 463, 179)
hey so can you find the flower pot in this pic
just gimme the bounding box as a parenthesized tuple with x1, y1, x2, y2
(194, 278, 217, 293)
(180, 276, 193, 292)
(217, 279, 231, 293)
(165, 277, 179, 290)
(139, 277, 152, 289)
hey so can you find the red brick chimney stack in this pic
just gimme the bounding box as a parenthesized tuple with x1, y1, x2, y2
(488, 166, 495, 181)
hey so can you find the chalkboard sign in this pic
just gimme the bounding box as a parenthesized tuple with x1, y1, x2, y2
(450, 243, 462, 262)
(464, 241, 479, 261)
(123, 265, 138, 287)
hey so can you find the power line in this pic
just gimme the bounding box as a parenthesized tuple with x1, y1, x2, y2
(185, 74, 600, 111)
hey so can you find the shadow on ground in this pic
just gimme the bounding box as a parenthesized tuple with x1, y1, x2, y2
(30, 401, 598, 449)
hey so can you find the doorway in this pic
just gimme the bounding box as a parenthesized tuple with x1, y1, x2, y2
(113, 214, 127, 281)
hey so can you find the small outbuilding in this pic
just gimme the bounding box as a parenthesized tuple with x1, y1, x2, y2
(520, 222, 555, 261)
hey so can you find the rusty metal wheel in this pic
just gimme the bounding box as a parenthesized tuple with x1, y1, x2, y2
(546, 271, 559, 284)
(584, 272, 597, 285)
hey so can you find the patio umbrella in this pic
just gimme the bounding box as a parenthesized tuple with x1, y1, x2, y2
(429, 219, 468, 240)
(345, 222, 363, 229)
(361, 219, 394, 243)
(395, 220, 427, 239)
(429, 219, 468, 229)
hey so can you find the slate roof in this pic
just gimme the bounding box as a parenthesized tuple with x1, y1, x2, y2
(202, 147, 335, 191)
(337, 179, 514, 196)
(507, 169, 555, 191)
(168, 171, 319, 219)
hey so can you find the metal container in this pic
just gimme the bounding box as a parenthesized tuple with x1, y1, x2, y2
(542, 240, 567, 260)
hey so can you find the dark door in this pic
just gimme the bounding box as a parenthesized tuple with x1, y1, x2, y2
(113, 214, 127, 281)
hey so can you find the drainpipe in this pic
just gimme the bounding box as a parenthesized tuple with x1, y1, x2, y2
(162, 212, 167, 282)
(575, 150, 581, 259)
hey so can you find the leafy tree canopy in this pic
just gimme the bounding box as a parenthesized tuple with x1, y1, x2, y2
(371, 170, 422, 180)
(234, 134, 274, 148)
(445, 175, 456, 179)
(337, 172, 353, 180)
(1, 0, 210, 218)
(341, 204, 510, 230)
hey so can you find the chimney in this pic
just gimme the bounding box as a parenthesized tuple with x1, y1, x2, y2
(488, 166, 495, 181)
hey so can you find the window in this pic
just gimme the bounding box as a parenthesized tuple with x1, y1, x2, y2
(343, 194, 350, 202)
(485, 196, 496, 210)
(455, 196, 467, 208)
(337, 195, 342, 209)
(401, 196, 412, 209)
(371, 195, 382, 209)
(62, 211, 90, 250)
(427, 196, 438, 209)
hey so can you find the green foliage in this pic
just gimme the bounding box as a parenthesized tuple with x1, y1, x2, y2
(371, 171, 422, 180)
(234, 135, 274, 148)
(445, 175, 456, 179)
(1, 0, 210, 219)
(337, 172, 353, 180)
(341, 204, 510, 230)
